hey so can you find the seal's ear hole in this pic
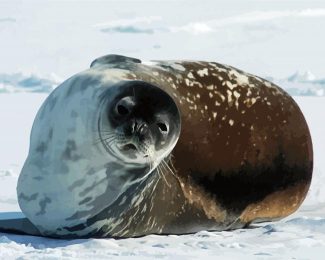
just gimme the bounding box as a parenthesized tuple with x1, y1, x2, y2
(157, 122, 169, 133)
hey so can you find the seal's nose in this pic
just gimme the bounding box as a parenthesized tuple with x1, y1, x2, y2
(135, 123, 148, 143)
(121, 121, 148, 153)
(137, 123, 148, 135)
(130, 120, 148, 133)
(127, 120, 148, 140)
(130, 120, 138, 134)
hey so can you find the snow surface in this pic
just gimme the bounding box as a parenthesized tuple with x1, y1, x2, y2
(1, 0, 325, 259)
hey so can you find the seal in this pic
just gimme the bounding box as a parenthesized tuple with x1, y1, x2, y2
(0, 54, 313, 238)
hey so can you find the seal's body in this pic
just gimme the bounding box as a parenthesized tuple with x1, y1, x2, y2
(1, 55, 312, 238)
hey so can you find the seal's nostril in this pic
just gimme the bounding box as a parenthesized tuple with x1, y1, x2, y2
(157, 122, 168, 133)
(131, 121, 138, 133)
(138, 123, 148, 134)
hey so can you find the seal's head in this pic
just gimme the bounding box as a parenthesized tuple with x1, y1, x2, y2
(99, 80, 181, 169)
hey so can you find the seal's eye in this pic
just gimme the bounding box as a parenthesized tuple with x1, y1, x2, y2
(117, 104, 129, 115)
(157, 122, 168, 134)
(115, 96, 135, 116)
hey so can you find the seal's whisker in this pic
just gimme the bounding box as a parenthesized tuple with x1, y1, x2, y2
(147, 157, 153, 174)
(107, 138, 116, 147)
(93, 135, 115, 146)
(99, 133, 116, 138)
(96, 130, 115, 134)
(97, 133, 116, 140)
(169, 158, 178, 173)
(157, 164, 171, 188)
(93, 132, 115, 143)
(156, 164, 162, 179)
(156, 155, 172, 188)
(147, 152, 153, 173)
(94, 135, 117, 148)
(161, 159, 178, 180)
(102, 136, 115, 142)
(101, 136, 115, 142)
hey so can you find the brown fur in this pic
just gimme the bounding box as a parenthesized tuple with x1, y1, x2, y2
(123, 59, 313, 230)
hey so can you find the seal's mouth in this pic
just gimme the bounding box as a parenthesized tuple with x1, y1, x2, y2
(122, 143, 137, 152)
(117, 141, 150, 159)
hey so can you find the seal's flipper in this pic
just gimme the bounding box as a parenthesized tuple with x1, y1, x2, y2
(0, 218, 42, 236)
(90, 54, 141, 68)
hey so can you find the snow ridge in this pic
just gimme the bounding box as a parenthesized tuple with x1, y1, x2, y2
(1, 71, 325, 96)
(0, 73, 61, 93)
(268, 71, 325, 97)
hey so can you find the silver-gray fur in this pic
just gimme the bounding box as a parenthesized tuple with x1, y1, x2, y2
(16, 57, 181, 237)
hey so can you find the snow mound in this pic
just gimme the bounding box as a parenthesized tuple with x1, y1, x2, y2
(0, 73, 61, 93)
(0, 170, 14, 178)
(95, 16, 162, 35)
(268, 71, 325, 96)
(287, 71, 316, 82)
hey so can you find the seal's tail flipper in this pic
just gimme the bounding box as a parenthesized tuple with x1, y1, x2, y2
(0, 218, 42, 236)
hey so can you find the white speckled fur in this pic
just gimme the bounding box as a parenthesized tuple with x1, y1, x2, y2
(17, 68, 139, 235)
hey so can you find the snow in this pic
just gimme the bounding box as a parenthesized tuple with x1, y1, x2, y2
(287, 71, 316, 82)
(266, 71, 325, 97)
(1, 0, 325, 258)
(0, 72, 61, 93)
